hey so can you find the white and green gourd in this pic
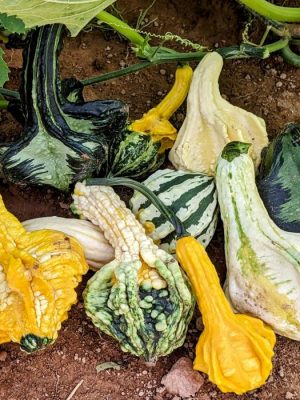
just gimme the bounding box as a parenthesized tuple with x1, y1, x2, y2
(130, 168, 218, 253)
(22, 217, 114, 270)
(72, 181, 195, 360)
(216, 141, 300, 340)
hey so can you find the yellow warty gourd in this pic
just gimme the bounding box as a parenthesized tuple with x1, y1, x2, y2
(169, 52, 269, 175)
(0, 196, 88, 352)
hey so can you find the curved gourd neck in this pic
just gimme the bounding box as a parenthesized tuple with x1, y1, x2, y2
(177, 236, 233, 319)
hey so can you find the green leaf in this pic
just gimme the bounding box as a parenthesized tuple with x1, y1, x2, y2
(0, 48, 9, 87)
(0, 13, 26, 34)
(96, 362, 121, 372)
(0, 0, 116, 37)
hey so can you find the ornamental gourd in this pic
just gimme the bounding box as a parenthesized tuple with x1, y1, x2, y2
(108, 64, 193, 178)
(169, 52, 268, 175)
(1, 24, 128, 191)
(23, 217, 114, 270)
(130, 168, 218, 253)
(0, 197, 88, 352)
(216, 141, 300, 340)
(92, 177, 275, 394)
(72, 181, 195, 361)
(258, 123, 300, 232)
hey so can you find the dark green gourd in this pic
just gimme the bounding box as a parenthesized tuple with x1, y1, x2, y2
(0, 24, 128, 191)
(258, 123, 300, 232)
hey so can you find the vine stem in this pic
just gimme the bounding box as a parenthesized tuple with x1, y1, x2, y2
(80, 38, 288, 87)
(238, 0, 300, 22)
(80, 61, 152, 86)
(281, 44, 300, 66)
(0, 88, 20, 100)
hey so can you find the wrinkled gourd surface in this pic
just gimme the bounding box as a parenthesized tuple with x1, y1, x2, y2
(169, 52, 268, 175)
(73, 182, 195, 361)
(258, 123, 300, 232)
(216, 141, 300, 340)
(130, 168, 218, 253)
(0, 197, 88, 352)
(176, 236, 275, 394)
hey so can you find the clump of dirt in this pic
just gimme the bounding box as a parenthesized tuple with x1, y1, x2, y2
(0, 0, 300, 399)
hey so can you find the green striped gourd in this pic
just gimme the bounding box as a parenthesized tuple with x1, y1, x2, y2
(130, 169, 218, 253)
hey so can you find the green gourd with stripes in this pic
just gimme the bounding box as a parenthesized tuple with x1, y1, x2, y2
(130, 168, 218, 253)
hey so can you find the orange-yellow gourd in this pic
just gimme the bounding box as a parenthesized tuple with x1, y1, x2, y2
(176, 236, 276, 394)
(0, 196, 88, 352)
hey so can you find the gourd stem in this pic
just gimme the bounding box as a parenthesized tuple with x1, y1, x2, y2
(264, 38, 289, 53)
(281, 44, 300, 66)
(238, 0, 300, 22)
(86, 177, 188, 238)
(0, 88, 20, 100)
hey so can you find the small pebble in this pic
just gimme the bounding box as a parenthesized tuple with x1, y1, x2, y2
(279, 367, 285, 377)
(245, 74, 251, 81)
(107, 53, 113, 59)
(285, 392, 294, 399)
(139, 390, 145, 397)
(280, 73, 287, 79)
(142, 370, 148, 375)
(276, 81, 283, 88)
(0, 351, 8, 362)
(80, 43, 87, 49)
(154, 21, 159, 27)
(160, 69, 166, 75)
(121, 89, 126, 95)
(119, 60, 126, 67)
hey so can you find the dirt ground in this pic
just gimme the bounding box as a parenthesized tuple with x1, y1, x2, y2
(1, 0, 300, 399)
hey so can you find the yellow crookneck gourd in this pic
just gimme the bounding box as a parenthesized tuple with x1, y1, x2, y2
(92, 177, 276, 395)
(130, 64, 193, 153)
(0, 196, 88, 352)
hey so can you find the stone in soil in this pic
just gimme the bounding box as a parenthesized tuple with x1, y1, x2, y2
(161, 357, 204, 398)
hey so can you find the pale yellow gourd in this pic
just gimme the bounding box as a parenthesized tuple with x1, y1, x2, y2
(169, 52, 269, 175)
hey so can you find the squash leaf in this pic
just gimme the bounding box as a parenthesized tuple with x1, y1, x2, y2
(0, 0, 116, 36)
(0, 48, 9, 87)
(0, 13, 26, 34)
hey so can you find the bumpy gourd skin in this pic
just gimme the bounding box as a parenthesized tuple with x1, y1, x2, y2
(73, 182, 195, 361)
(176, 236, 275, 394)
(216, 142, 300, 340)
(0, 196, 88, 352)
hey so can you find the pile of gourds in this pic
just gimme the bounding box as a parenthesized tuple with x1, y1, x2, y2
(1, 28, 300, 397)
